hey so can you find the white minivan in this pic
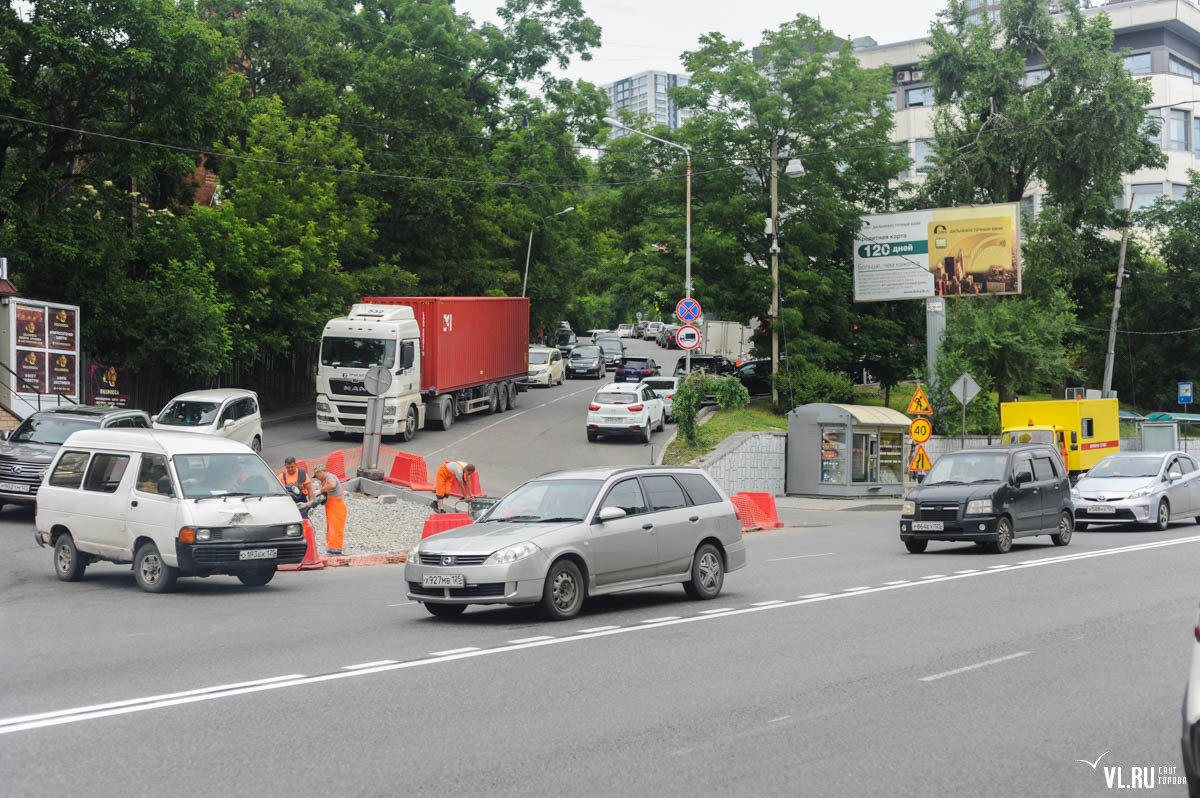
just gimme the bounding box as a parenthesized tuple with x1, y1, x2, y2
(35, 429, 306, 592)
(153, 388, 264, 453)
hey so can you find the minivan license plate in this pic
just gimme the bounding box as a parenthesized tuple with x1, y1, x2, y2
(422, 574, 464, 588)
(0, 481, 29, 493)
(912, 521, 944, 531)
(239, 548, 276, 560)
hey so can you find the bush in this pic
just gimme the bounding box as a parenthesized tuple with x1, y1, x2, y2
(673, 373, 750, 445)
(771, 364, 855, 414)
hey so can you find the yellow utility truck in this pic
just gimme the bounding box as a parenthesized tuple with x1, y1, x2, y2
(1000, 398, 1120, 478)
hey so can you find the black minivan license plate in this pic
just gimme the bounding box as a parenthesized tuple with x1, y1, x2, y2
(912, 521, 944, 531)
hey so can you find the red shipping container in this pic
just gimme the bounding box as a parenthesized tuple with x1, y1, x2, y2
(363, 297, 529, 394)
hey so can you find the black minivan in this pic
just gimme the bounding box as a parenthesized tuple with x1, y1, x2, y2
(899, 444, 1074, 554)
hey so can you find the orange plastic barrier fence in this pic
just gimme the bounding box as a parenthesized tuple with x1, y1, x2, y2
(421, 512, 473, 539)
(447, 471, 483, 498)
(325, 450, 348, 481)
(729, 495, 771, 533)
(738, 492, 784, 529)
(383, 452, 435, 491)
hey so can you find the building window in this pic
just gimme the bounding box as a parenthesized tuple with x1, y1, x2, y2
(1170, 56, 1200, 83)
(886, 91, 897, 111)
(1020, 195, 1036, 224)
(1145, 109, 1162, 146)
(1131, 182, 1163, 211)
(1171, 109, 1189, 150)
(1124, 52, 1152, 75)
(905, 86, 935, 107)
(1173, 183, 1190, 201)
(1021, 68, 1050, 88)
(914, 140, 934, 174)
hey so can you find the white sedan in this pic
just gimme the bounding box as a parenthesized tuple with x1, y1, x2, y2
(586, 382, 665, 443)
(526, 346, 564, 387)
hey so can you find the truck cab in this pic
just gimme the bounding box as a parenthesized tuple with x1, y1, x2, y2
(999, 398, 1120, 479)
(316, 305, 422, 441)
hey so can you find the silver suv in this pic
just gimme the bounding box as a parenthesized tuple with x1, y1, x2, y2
(0, 405, 151, 508)
(405, 466, 746, 620)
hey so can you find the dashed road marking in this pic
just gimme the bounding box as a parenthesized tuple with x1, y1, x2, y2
(751, 600, 784, 606)
(641, 616, 681, 623)
(883, 580, 910, 586)
(921, 574, 947, 579)
(842, 586, 873, 592)
(955, 570, 979, 575)
(799, 593, 830, 599)
(919, 651, 1032, 682)
(578, 626, 620, 634)
(508, 635, 554, 644)
(428, 647, 480, 657)
(698, 608, 735, 614)
(342, 660, 398, 670)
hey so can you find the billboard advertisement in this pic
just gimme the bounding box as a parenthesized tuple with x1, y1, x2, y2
(853, 203, 1021, 302)
(89, 364, 132, 408)
(8, 299, 80, 413)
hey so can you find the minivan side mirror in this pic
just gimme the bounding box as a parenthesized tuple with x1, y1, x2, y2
(150, 414, 158, 423)
(223, 418, 235, 429)
(597, 506, 626, 522)
(0, 430, 9, 441)
(1013, 471, 1033, 486)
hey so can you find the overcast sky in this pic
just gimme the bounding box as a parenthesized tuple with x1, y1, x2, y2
(454, 0, 949, 85)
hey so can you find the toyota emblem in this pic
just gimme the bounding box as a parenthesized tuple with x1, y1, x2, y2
(441, 556, 453, 566)
(1097, 495, 1106, 502)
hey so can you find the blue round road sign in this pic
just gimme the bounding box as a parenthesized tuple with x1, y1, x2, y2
(676, 298, 702, 323)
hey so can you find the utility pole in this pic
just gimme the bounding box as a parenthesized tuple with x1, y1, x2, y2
(770, 134, 780, 407)
(1101, 196, 1135, 398)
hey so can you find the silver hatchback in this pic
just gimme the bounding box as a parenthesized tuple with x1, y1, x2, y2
(404, 466, 746, 620)
(1073, 451, 1200, 530)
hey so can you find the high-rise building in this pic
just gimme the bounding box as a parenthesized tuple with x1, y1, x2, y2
(603, 71, 693, 134)
(855, 0, 1200, 213)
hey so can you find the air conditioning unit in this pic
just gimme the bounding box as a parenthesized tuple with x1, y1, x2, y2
(911, 70, 925, 82)
(895, 70, 911, 84)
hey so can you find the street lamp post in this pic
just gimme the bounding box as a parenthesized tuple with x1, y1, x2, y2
(767, 134, 804, 407)
(522, 206, 575, 298)
(603, 117, 693, 372)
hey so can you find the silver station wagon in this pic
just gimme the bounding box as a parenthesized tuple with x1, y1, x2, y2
(405, 466, 746, 620)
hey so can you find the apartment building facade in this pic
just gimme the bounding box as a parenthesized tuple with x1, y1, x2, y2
(854, 0, 1200, 215)
(603, 70, 693, 134)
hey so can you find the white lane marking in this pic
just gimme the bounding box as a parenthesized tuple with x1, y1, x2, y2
(987, 565, 1012, 569)
(799, 593, 830, 599)
(765, 553, 834, 562)
(642, 616, 681, 623)
(342, 660, 398, 670)
(0, 674, 306, 727)
(508, 635, 554, 644)
(919, 651, 1032, 682)
(698, 608, 735, 614)
(955, 570, 979, 575)
(842, 586, 873, 592)
(428, 647, 480, 657)
(921, 574, 947, 579)
(423, 386, 594, 458)
(883, 580, 910, 586)
(577, 626, 620, 634)
(768, 715, 792, 723)
(752, 600, 784, 606)
(8, 534, 1198, 736)
(388, 602, 417, 608)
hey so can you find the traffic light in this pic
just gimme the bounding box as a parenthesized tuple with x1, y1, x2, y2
(760, 314, 773, 334)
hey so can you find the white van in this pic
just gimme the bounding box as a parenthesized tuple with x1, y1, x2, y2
(35, 429, 306, 593)
(152, 388, 264, 453)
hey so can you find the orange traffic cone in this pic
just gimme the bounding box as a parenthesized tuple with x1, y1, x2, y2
(280, 519, 325, 571)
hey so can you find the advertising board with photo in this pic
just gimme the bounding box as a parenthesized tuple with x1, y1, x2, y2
(8, 299, 80, 410)
(853, 203, 1021, 302)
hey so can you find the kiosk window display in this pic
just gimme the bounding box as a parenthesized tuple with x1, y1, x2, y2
(787, 403, 912, 497)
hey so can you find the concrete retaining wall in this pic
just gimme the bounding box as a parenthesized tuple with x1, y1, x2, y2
(696, 431, 787, 496)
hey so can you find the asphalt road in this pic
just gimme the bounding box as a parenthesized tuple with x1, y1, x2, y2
(2, 333, 1197, 796)
(260, 335, 677, 496)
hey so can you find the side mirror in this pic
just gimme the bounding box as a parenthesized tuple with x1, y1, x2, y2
(915, 473, 925, 484)
(150, 414, 158, 423)
(1013, 471, 1032, 486)
(597, 506, 627, 522)
(1168, 470, 1183, 482)
(223, 419, 235, 429)
(398, 341, 416, 372)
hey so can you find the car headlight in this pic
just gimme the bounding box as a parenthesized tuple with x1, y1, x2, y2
(196, 527, 212, 541)
(408, 541, 421, 561)
(1129, 486, 1153, 499)
(901, 500, 915, 516)
(484, 541, 540, 566)
(1070, 487, 1080, 499)
(285, 524, 302, 537)
(965, 499, 992, 515)
(383, 404, 397, 417)
(316, 402, 331, 412)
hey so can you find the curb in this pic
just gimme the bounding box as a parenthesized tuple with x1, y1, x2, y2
(319, 552, 408, 567)
(656, 406, 717, 465)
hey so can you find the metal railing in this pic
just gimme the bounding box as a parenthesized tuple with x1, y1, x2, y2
(0, 360, 77, 416)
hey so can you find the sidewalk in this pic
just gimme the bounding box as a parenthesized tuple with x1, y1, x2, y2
(775, 495, 902, 512)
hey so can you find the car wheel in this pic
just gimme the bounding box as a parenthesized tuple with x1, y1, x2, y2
(1154, 500, 1170, 531)
(134, 541, 178, 593)
(236, 566, 276, 587)
(1075, 521, 1088, 531)
(992, 516, 1014, 554)
(54, 533, 86, 582)
(657, 411, 665, 432)
(587, 429, 598, 442)
(904, 538, 928, 554)
(425, 602, 467, 618)
(251, 435, 262, 454)
(540, 558, 584, 620)
(400, 405, 418, 442)
(683, 543, 724, 600)
(1051, 511, 1073, 546)
(642, 423, 652, 444)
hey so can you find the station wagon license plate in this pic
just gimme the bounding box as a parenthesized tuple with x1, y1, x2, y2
(912, 521, 944, 531)
(0, 481, 29, 493)
(422, 574, 464, 588)
(1088, 505, 1116, 514)
(239, 548, 276, 560)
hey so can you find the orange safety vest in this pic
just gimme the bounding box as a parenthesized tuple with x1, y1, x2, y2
(279, 467, 309, 498)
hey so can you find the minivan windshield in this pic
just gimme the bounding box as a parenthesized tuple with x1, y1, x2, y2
(529, 350, 550, 365)
(10, 416, 97, 446)
(155, 401, 220, 427)
(172, 454, 289, 499)
(923, 452, 1010, 485)
(571, 346, 600, 360)
(479, 479, 602, 523)
(321, 336, 396, 369)
(598, 340, 623, 355)
(1085, 455, 1164, 479)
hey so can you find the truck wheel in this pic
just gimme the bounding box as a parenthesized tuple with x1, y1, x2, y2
(400, 405, 418, 442)
(435, 396, 454, 431)
(507, 384, 517, 409)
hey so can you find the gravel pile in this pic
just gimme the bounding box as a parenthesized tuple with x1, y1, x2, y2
(307, 492, 436, 556)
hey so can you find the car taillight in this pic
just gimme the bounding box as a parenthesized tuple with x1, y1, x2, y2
(588, 403, 601, 411)
(627, 403, 644, 412)
(666, 394, 673, 400)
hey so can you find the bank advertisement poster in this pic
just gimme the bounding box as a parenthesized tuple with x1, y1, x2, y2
(89, 364, 131, 408)
(48, 307, 77, 351)
(15, 303, 45, 348)
(50, 353, 76, 396)
(15, 349, 46, 394)
(853, 203, 1021, 302)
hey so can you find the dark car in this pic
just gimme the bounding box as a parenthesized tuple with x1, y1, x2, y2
(566, 345, 607, 379)
(674, 354, 735, 377)
(554, 329, 577, 355)
(735, 358, 787, 396)
(660, 325, 681, 348)
(615, 356, 659, 383)
(596, 337, 625, 366)
(899, 444, 1074, 554)
(0, 405, 152, 507)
